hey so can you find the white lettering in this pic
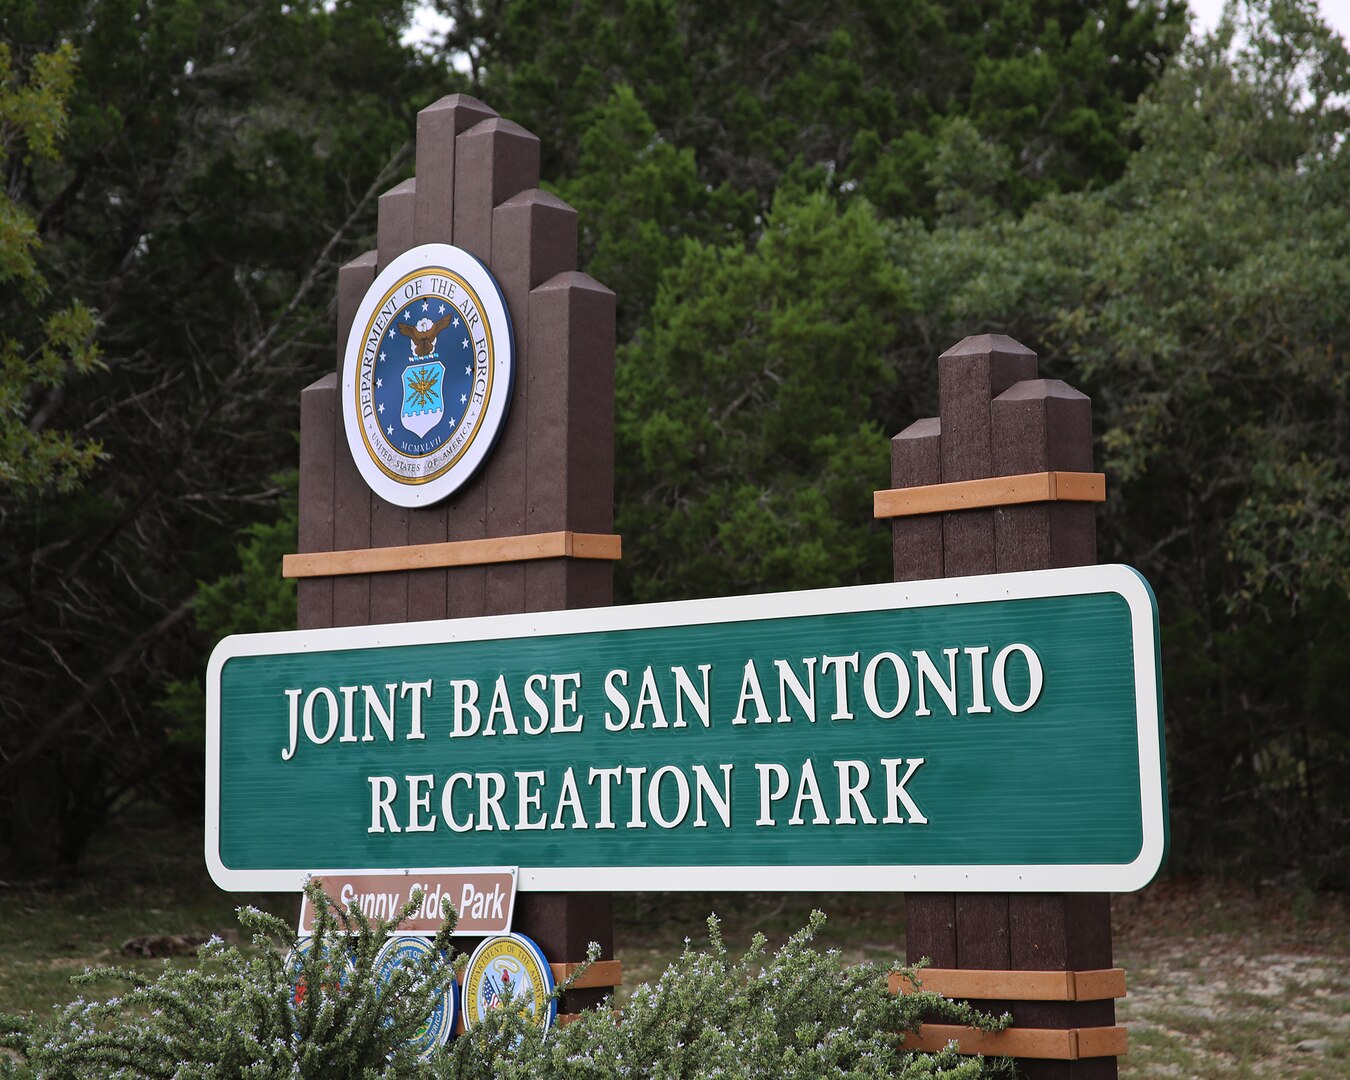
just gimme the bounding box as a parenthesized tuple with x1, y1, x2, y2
(515, 770, 546, 830)
(523, 673, 550, 734)
(691, 763, 733, 828)
(603, 668, 631, 730)
(442, 772, 473, 832)
(671, 664, 712, 728)
(992, 643, 1043, 713)
(914, 647, 959, 717)
(647, 765, 690, 828)
(551, 673, 584, 733)
(450, 679, 481, 737)
(368, 776, 400, 833)
(863, 652, 910, 719)
(732, 660, 772, 724)
(880, 758, 928, 824)
(406, 774, 436, 832)
(821, 653, 860, 720)
(755, 763, 790, 825)
(834, 760, 877, 825)
(775, 658, 817, 723)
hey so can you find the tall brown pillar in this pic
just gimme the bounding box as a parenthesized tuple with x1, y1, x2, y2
(894, 335, 1116, 1079)
(295, 94, 614, 1011)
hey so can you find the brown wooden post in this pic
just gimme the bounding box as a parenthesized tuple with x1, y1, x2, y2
(294, 93, 615, 1012)
(894, 335, 1117, 1079)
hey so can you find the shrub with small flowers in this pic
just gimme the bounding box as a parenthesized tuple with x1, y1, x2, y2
(1, 885, 1010, 1078)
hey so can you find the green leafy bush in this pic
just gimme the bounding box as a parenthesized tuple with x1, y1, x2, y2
(1, 884, 1009, 1078)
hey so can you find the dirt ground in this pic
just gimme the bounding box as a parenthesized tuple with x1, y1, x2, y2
(1111, 878, 1350, 1078)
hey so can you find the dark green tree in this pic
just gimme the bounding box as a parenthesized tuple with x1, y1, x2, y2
(432, 0, 1187, 330)
(602, 0, 1349, 881)
(0, 40, 103, 492)
(0, 0, 447, 875)
(886, 0, 1350, 882)
(616, 190, 906, 602)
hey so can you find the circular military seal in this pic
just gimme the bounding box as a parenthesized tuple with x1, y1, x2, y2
(462, 932, 556, 1032)
(284, 936, 355, 1011)
(342, 243, 514, 507)
(375, 935, 458, 1057)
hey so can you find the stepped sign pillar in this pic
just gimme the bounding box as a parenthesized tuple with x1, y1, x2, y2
(290, 94, 618, 1010)
(883, 335, 1124, 1077)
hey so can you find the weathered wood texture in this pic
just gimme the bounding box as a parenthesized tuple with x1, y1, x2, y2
(891, 967, 1126, 1002)
(283, 531, 620, 578)
(406, 96, 494, 621)
(903, 1024, 1128, 1061)
(874, 471, 1104, 518)
(894, 335, 1116, 1078)
(293, 93, 614, 1011)
(296, 373, 336, 630)
(331, 253, 377, 629)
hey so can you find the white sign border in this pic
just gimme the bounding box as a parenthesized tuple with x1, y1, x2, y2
(206, 564, 1167, 894)
(340, 242, 514, 508)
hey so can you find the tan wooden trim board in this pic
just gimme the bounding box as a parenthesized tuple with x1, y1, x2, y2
(890, 967, 1126, 1002)
(556, 1009, 621, 1027)
(282, 530, 622, 579)
(874, 470, 1106, 519)
(901, 1024, 1128, 1060)
(551, 959, 622, 990)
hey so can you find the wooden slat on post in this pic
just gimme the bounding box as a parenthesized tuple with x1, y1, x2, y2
(890, 968, 1126, 1002)
(873, 471, 1105, 518)
(282, 531, 621, 578)
(405, 96, 495, 622)
(292, 93, 615, 1014)
(894, 335, 1119, 1077)
(485, 189, 578, 616)
(331, 252, 377, 629)
(902, 1025, 1129, 1060)
(443, 116, 542, 620)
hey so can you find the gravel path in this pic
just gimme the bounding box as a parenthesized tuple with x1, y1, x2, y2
(1113, 879, 1349, 1078)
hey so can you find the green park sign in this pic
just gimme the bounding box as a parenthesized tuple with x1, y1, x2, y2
(206, 564, 1167, 894)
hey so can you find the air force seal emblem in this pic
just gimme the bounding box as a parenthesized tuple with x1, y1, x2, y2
(342, 243, 514, 507)
(400, 360, 445, 438)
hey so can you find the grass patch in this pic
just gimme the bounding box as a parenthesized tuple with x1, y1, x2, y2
(0, 807, 292, 1019)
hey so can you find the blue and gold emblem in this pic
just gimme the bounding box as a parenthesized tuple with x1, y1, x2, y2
(343, 243, 514, 507)
(374, 935, 458, 1058)
(284, 937, 355, 1011)
(462, 932, 556, 1032)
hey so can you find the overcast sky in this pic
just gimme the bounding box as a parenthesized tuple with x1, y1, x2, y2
(1189, 0, 1350, 40)
(404, 2, 1350, 65)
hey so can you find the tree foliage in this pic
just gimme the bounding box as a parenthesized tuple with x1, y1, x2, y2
(617, 191, 905, 601)
(0, 0, 447, 874)
(0, 40, 103, 492)
(436, 0, 1186, 329)
(604, 0, 1349, 880)
(3, 0, 1345, 886)
(891, 0, 1350, 881)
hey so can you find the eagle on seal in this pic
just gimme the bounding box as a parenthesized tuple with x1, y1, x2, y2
(397, 314, 454, 357)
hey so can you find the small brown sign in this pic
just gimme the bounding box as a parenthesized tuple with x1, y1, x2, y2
(298, 868, 517, 936)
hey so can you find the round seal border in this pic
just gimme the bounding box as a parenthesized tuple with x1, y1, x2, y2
(284, 936, 356, 1012)
(374, 935, 458, 1057)
(462, 931, 557, 1032)
(353, 267, 497, 480)
(341, 242, 515, 508)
